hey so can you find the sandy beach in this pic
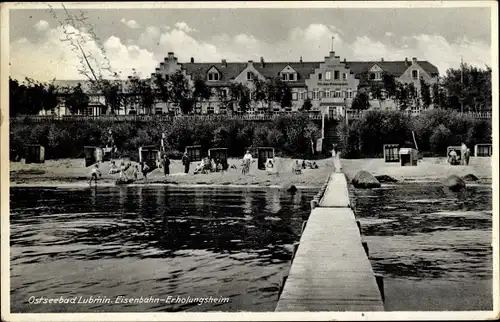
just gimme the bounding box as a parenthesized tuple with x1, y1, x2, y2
(9, 156, 492, 188)
(9, 157, 334, 188)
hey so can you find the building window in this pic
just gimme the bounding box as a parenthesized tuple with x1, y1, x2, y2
(325, 71, 332, 80)
(313, 89, 319, 100)
(334, 90, 341, 98)
(289, 73, 295, 81)
(219, 88, 227, 97)
(247, 72, 253, 80)
(282, 73, 287, 81)
(318, 73, 322, 80)
(325, 90, 330, 98)
(208, 72, 219, 81)
(334, 71, 340, 80)
(319, 91, 324, 99)
(373, 72, 382, 80)
(300, 91, 305, 100)
(343, 73, 347, 80)
(292, 92, 298, 101)
(412, 70, 418, 79)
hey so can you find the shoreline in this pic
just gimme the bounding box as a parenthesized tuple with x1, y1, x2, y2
(10, 156, 492, 189)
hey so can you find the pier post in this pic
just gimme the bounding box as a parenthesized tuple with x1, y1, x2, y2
(278, 275, 288, 298)
(362, 241, 369, 257)
(301, 220, 308, 233)
(291, 242, 300, 261)
(356, 220, 361, 233)
(374, 274, 385, 302)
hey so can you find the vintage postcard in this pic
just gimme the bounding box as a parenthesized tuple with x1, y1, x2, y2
(1, 1, 498, 321)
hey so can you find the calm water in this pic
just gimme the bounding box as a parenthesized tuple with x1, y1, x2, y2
(10, 186, 314, 312)
(10, 183, 493, 312)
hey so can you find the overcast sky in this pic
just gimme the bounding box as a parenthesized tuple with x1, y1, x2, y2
(8, 4, 493, 81)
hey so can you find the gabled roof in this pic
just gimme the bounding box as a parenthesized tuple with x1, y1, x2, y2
(253, 62, 321, 85)
(181, 62, 247, 86)
(345, 61, 439, 77)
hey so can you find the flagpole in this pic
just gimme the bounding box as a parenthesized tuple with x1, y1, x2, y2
(461, 56, 464, 113)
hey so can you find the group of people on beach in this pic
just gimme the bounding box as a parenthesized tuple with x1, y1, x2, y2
(448, 143, 471, 166)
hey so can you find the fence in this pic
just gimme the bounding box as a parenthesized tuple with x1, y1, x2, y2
(13, 113, 325, 122)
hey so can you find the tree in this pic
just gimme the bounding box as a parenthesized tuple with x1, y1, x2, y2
(396, 83, 410, 111)
(228, 83, 251, 114)
(382, 72, 397, 99)
(9, 78, 62, 116)
(351, 92, 370, 110)
(301, 98, 313, 112)
(99, 79, 123, 114)
(270, 77, 292, 109)
(64, 83, 90, 115)
(252, 75, 268, 111)
(420, 78, 432, 109)
(169, 70, 191, 115)
(440, 63, 492, 112)
(192, 78, 212, 114)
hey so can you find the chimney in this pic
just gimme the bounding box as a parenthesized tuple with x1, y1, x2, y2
(221, 59, 227, 67)
(260, 56, 265, 68)
(167, 52, 174, 60)
(248, 60, 253, 67)
(412, 57, 417, 64)
(155, 68, 160, 72)
(330, 51, 335, 56)
(300, 56, 303, 63)
(190, 57, 194, 63)
(381, 58, 384, 62)
(344, 58, 347, 63)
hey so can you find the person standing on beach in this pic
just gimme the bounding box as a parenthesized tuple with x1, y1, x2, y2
(163, 154, 170, 176)
(331, 144, 337, 172)
(141, 162, 150, 182)
(182, 152, 190, 174)
(242, 150, 252, 175)
(465, 147, 471, 165)
(89, 163, 102, 186)
(461, 142, 468, 165)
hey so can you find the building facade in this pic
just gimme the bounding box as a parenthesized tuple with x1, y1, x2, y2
(46, 50, 439, 116)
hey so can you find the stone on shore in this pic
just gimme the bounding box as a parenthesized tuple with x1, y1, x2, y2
(352, 171, 381, 188)
(443, 175, 466, 191)
(375, 175, 398, 183)
(462, 174, 479, 182)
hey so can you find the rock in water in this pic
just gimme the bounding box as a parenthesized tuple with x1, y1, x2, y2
(352, 171, 381, 188)
(375, 175, 398, 183)
(287, 185, 298, 193)
(462, 174, 479, 182)
(443, 175, 466, 191)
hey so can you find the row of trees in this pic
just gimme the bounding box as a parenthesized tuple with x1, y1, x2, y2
(351, 64, 492, 112)
(10, 63, 492, 117)
(339, 109, 492, 158)
(10, 115, 321, 160)
(9, 71, 301, 117)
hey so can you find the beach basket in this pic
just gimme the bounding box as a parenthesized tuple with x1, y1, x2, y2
(25, 145, 45, 164)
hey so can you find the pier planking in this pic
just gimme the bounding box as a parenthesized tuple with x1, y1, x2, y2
(276, 173, 384, 312)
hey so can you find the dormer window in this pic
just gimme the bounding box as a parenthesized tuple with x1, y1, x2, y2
(412, 70, 419, 79)
(208, 72, 219, 81)
(247, 72, 253, 80)
(281, 73, 296, 81)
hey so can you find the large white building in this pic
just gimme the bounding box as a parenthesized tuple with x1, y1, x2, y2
(47, 50, 439, 117)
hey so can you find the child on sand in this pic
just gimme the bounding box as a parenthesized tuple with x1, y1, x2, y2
(141, 162, 150, 182)
(89, 163, 102, 186)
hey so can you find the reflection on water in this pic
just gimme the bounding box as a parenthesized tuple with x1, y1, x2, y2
(10, 186, 314, 313)
(10, 181, 493, 312)
(349, 182, 492, 296)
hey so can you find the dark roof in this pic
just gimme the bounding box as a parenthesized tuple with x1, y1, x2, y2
(181, 60, 439, 85)
(345, 61, 439, 77)
(181, 62, 247, 86)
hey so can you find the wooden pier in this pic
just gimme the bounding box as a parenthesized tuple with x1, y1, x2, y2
(276, 172, 385, 312)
